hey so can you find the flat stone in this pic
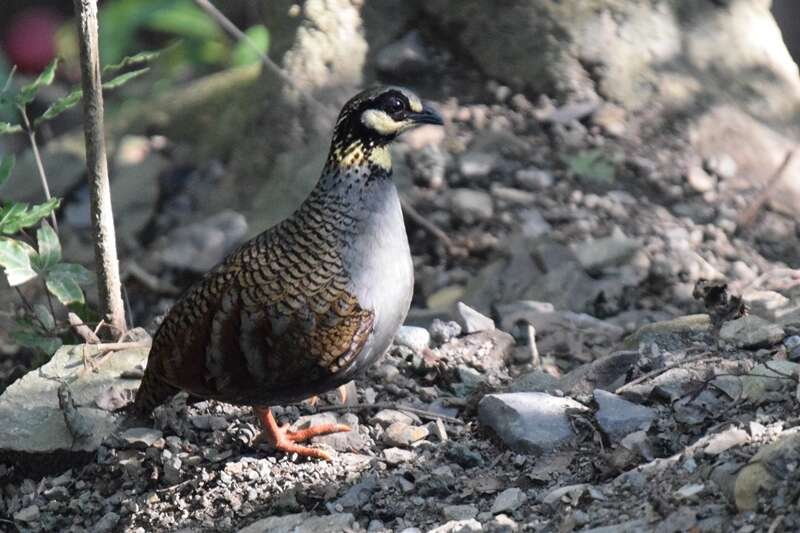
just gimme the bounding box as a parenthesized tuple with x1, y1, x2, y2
(383, 447, 417, 465)
(383, 422, 429, 447)
(456, 302, 495, 334)
(459, 151, 497, 178)
(719, 315, 784, 349)
(370, 409, 420, 428)
(0, 344, 148, 456)
(395, 326, 431, 352)
(703, 427, 750, 455)
(573, 229, 642, 271)
(509, 371, 560, 393)
(593, 390, 656, 440)
(478, 393, 588, 454)
(13, 504, 40, 523)
(491, 487, 527, 514)
(442, 504, 479, 521)
(623, 314, 711, 351)
(119, 427, 163, 449)
(515, 167, 554, 190)
(428, 519, 483, 533)
(450, 188, 494, 221)
(237, 512, 356, 533)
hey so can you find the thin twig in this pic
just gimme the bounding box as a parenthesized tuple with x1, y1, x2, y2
(18, 106, 58, 232)
(192, 0, 330, 117)
(614, 353, 720, 395)
(68, 312, 101, 343)
(13, 286, 49, 331)
(400, 195, 458, 254)
(316, 401, 464, 425)
(736, 149, 796, 232)
(80, 340, 151, 351)
(123, 260, 180, 295)
(1, 65, 16, 93)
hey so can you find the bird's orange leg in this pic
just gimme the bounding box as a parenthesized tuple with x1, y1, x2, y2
(253, 406, 351, 461)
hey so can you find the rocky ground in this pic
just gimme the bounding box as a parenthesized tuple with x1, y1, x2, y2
(3, 21, 800, 533)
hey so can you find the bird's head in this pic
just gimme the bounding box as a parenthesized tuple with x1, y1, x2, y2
(327, 86, 443, 173)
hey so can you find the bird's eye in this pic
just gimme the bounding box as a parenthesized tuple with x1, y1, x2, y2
(386, 96, 404, 114)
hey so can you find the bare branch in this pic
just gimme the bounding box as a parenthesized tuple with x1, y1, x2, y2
(72, 0, 127, 336)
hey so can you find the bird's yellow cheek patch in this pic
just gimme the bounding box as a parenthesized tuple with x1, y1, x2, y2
(361, 109, 408, 135)
(368, 145, 392, 170)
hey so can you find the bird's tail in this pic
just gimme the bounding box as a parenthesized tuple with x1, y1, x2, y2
(132, 368, 179, 417)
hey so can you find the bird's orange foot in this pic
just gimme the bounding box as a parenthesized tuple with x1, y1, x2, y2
(253, 406, 350, 461)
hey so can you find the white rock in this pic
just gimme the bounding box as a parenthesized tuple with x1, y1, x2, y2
(395, 326, 431, 352)
(456, 302, 495, 334)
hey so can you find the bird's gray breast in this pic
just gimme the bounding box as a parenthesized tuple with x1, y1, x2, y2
(341, 179, 413, 371)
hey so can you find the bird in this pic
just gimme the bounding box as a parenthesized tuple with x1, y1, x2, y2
(134, 86, 444, 461)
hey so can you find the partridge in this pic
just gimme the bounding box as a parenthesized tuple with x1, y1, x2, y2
(134, 87, 444, 460)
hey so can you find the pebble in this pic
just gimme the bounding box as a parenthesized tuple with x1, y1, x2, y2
(395, 326, 431, 352)
(442, 504, 479, 521)
(491, 488, 527, 514)
(686, 165, 716, 193)
(95, 511, 121, 533)
(371, 409, 419, 428)
(593, 390, 656, 440)
(450, 188, 494, 221)
(428, 519, 483, 533)
(375, 31, 429, 74)
(430, 319, 463, 345)
(456, 302, 495, 334)
(383, 447, 417, 465)
(515, 167, 554, 190)
(120, 427, 164, 449)
(459, 151, 497, 178)
(383, 422, 430, 447)
(478, 393, 588, 453)
(719, 315, 785, 349)
(13, 504, 40, 523)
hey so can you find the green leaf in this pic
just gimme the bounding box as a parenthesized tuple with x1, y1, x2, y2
(0, 198, 60, 234)
(232, 25, 270, 67)
(102, 49, 163, 76)
(0, 238, 38, 285)
(0, 154, 13, 189)
(50, 262, 93, 285)
(33, 221, 61, 272)
(34, 89, 83, 127)
(144, 2, 220, 41)
(33, 303, 55, 331)
(101, 67, 149, 90)
(563, 149, 616, 184)
(10, 328, 62, 356)
(17, 58, 59, 106)
(46, 269, 85, 305)
(0, 122, 23, 135)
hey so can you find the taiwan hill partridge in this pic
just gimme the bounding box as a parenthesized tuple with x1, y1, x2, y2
(134, 87, 444, 460)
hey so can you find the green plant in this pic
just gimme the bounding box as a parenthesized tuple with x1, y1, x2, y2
(562, 149, 616, 184)
(0, 52, 156, 358)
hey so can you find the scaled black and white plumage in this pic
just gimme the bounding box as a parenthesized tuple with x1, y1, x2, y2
(134, 87, 443, 460)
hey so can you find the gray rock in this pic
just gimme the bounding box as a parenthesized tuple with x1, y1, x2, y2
(785, 335, 800, 362)
(383, 422, 429, 447)
(459, 151, 497, 178)
(430, 319, 462, 345)
(383, 447, 417, 465)
(428, 519, 483, 533)
(491, 488, 527, 514)
(95, 511, 121, 533)
(396, 326, 431, 352)
(0, 344, 148, 456)
(295, 413, 366, 452)
(335, 476, 378, 511)
(515, 168, 554, 190)
(163, 455, 182, 485)
(593, 390, 656, 440)
(442, 504, 479, 521)
(456, 302, 495, 334)
(685, 165, 716, 193)
(119, 427, 163, 449)
(13, 504, 40, 523)
(450, 188, 494, 221)
(509, 371, 560, 393)
(558, 350, 640, 396)
(573, 229, 642, 271)
(370, 409, 420, 428)
(623, 314, 711, 352)
(478, 393, 588, 453)
(490, 185, 536, 206)
(238, 512, 356, 533)
(159, 210, 248, 272)
(375, 31, 429, 74)
(518, 208, 552, 239)
(719, 315, 784, 349)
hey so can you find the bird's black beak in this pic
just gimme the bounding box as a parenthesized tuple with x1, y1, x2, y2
(409, 103, 444, 126)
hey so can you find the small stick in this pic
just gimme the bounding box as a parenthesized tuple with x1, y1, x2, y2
(527, 323, 540, 368)
(615, 353, 720, 395)
(123, 260, 180, 295)
(736, 149, 796, 232)
(68, 312, 101, 344)
(18, 107, 58, 232)
(82, 340, 151, 351)
(400, 196, 458, 254)
(316, 402, 464, 425)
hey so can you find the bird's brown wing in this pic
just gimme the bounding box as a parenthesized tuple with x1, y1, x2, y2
(139, 220, 374, 407)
